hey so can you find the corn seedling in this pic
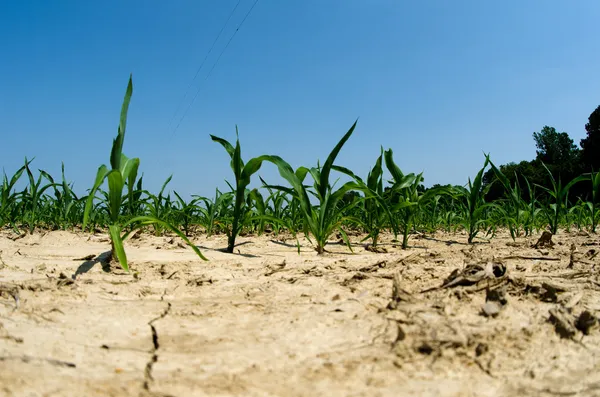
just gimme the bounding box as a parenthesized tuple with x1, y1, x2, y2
(0, 163, 27, 229)
(83, 75, 207, 271)
(263, 120, 366, 254)
(210, 129, 279, 253)
(195, 188, 233, 236)
(535, 162, 587, 234)
(586, 170, 600, 233)
(172, 192, 203, 236)
(453, 157, 494, 244)
(143, 175, 174, 236)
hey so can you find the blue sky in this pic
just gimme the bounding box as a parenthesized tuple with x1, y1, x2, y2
(1, 0, 600, 198)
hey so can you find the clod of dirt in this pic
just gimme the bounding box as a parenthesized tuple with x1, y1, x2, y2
(481, 302, 502, 318)
(187, 276, 213, 287)
(533, 231, 554, 249)
(475, 343, 488, 357)
(575, 311, 597, 335)
(486, 285, 508, 306)
(548, 307, 578, 339)
(422, 262, 506, 293)
(387, 272, 414, 310)
(341, 272, 369, 287)
(0, 284, 20, 309)
(359, 261, 386, 273)
(264, 260, 287, 276)
(564, 292, 583, 309)
(57, 273, 75, 288)
(492, 263, 507, 278)
(417, 342, 434, 355)
(539, 282, 569, 303)
(302, 266, 324, 277)
(364, 244, 388, 253)
(9, 233, 26, 242)
(391, 323, 406, 347)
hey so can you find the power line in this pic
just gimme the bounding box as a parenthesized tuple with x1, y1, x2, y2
(170, 0, 260, 136)
(167, 0, 243, 131)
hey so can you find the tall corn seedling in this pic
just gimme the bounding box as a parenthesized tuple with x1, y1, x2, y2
(83, 76, 207, 270)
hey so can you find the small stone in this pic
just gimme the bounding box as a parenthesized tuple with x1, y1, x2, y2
(576, 311, 597, 335)
(475, 343, 488, 357)
(481, 302, 502, 317)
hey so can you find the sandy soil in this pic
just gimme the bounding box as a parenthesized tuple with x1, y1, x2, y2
(0, 228, 599, 397)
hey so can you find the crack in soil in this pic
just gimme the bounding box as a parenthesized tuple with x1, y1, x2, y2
(143, 301, 171, 394)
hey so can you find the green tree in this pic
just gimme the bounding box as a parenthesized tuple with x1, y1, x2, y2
(532, 126, 580, 171)
(581, 105, 600, 172)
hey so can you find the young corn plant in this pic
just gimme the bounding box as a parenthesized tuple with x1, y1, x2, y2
(195, 188, 234, 236)
(247, 188, 267, 235)
(263, 120, 366, 254)
(173, 192, 203, 237)
(384, 149, 451, 248)
(568, 200, 588, 232)
(334, 148, 394, 247)
(83, 75, 207, 271)
(144, 175, 174, 236)
(47, 163, 80, 230)
(210, 129, 281, 253)
(0, 164, 27, 228)
(259, 176, 292, 235)
(486, 156, 530, 240)
(586, 170, 600, 233)
(17, 158, 57, 233)
(360, 149, 387, 246)
(535, 162, 586, 234)
(453, 157, 494, 244)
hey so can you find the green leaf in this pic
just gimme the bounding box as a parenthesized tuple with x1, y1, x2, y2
(111, 75, 133, 170)
(82, 164, 110, 228)
(122, 216, 208, 261)
(107, 170, 124, 222)
(210, 134, 236, 158)
(318, 120, 358, 199)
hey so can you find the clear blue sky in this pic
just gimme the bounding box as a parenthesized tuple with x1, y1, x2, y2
(1, 0, 600, 198)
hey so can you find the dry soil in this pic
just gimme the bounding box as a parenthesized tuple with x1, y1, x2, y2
(1, 229, 599, 396)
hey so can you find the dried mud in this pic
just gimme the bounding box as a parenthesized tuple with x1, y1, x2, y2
(1, 229, 599, 396)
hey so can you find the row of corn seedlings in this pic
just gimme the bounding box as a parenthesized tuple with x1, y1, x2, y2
(2, 76, 600, 271)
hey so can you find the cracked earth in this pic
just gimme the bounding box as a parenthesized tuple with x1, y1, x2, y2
(1, 229, 600, 396)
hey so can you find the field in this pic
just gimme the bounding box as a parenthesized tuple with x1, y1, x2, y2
(1, 228, 599, 397)
(1, 78, 600, 396)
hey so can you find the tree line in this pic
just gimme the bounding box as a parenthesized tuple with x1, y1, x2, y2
(481, 105, 600, 202)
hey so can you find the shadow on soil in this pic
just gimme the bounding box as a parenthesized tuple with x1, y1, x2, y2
(74, 251, 112, 277)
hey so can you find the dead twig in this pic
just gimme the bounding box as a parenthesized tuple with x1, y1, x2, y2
(502, 255, 560, 261)
(359, 260, 387, 273)
(0, 355, 76, 368)
(523, 271, 592, 280)
(421, 262, 506, 293)
(464, 275, 509, 293)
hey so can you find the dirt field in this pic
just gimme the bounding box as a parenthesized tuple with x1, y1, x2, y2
(0, 229, 599, 397)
